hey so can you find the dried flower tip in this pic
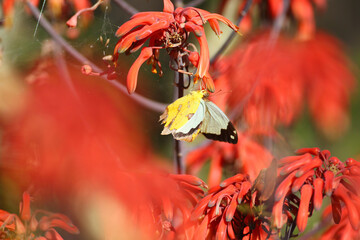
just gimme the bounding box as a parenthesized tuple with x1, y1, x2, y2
(102, 55, 113, 61)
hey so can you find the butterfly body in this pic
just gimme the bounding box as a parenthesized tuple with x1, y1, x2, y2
(160, 90, 238, 144)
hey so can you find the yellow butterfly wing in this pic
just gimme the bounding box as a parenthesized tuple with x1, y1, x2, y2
(160, 91, 205, 142)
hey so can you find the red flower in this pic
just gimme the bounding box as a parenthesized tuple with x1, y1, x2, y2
(113, 0, 239, 93)
(219, 0, 327, 38)
(297, 32, 355, 139)
(0, 192, 79, 239)
(213, 31, 355, 138)
(320, 201, 360, 240)
(190, 174, 274, 239)
(186, 131, 273, 187)
(213, 32, 304, 133)
(126, 173, 207, 239)
(273, 148, 360, 234)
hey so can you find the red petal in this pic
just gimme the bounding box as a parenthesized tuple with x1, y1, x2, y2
(275, 172, 296, 202)
(202, 74, 215, 93)
(195, 29, 209, 78)
(208, 19, 222, 36)
(297, 184, 313, 232)
(208, 151, 223, 188)
(278, 153, 309, 167)
(237, 181, 251, 204)
(313, 178, 324, 210)
(163, 0, 174, 13)
(208, 185, 236, 207)
(193, 215, 209, 239)
(220, 174, 244, 188)
(170, 174, 207, 187)
(291, 170, 314, 193)
(127, 47, 153, 93)
(334, 186, 360, 230)
(185, 22, 203, 37)
(279, 154, 311, 176)
(203, 13, 239, 32)
(227, 222, 235, 239)
(115, 16, 156, 37)
(324, 170, 334, 196)
(190, 194, 212, 221)
(45, 228, 64, 240)
(188, 51, 200, 67)
(162, 197, 174, 221)
(215, 215, 228, 240)
(225, 192, 239, 222)
(272, 196, 286, 228)
(295, 147, 320, 156)
(331, 195, 342, 224)
(295, 157, 322, 177)
(20, 192, 31, 221)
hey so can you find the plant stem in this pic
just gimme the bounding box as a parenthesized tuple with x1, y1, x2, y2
(210, 0, 253, 64)
(26, 1, 166, 113)
(184, 0, 205, 8)
(269, 0, 290, 42)
(174, 55, 185, 174)
(112, 0, 138, 15)
(54, 46, 121, 164)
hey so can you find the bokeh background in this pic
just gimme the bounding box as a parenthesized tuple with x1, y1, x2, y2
(0, 0, 359, 239)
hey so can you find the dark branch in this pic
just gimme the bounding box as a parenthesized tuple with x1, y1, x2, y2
(54, 47, 122, 163)
(210, 0, 253, 64)
(269, 0, 290, 42)
(26, 1, 166, 113)
(173, 56, 185, 174)
(112, 0, 138, 15)
(184, 0, 205, 8)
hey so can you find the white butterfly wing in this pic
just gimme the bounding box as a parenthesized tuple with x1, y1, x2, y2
(200, 100, 238, 144)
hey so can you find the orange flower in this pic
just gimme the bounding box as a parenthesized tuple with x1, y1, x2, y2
(2, 0, 92, 27)
(186, 131, 273, 187)
(0, 192, 79, 239)
(190, 174, 274, 239)
(113, 0, 238, 93)
(273, 148, 360, 234)
(219, 0, 327, 38)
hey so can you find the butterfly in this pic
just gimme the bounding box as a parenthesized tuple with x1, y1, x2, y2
(160, 90, 238, 144)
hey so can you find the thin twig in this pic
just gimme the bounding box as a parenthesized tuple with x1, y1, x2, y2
(269, 0, 290, 42)
(67, 0, 104, 28)
(26, 1, 166, 113)
(112, 0, 138, 15)
(54, 46, 122, 164)
(175, 0, 184, 8)
(184, 0, 205, 8)
(210, 0, 253, 64)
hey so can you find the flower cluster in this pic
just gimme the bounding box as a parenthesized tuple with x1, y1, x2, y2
(113, 0, 238, 93)
(320, 203, 360, 240)
(219, 0, 326, 39)
(129, 173, 207, 239)
(186, 132, 273, 187)
(213, 31, 354, 138)
(273, 148, 360, 234)
(2, 0, 92, 27)
(190, 174, 273, 239)
(0, 192, 79, 240)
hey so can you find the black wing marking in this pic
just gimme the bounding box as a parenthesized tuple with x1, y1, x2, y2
(203, 122, 238, 144)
